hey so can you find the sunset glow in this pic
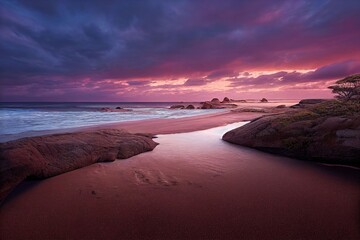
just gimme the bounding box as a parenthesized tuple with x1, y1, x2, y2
(1, 0, 359, 101)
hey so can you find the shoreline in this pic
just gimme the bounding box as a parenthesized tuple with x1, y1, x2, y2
(0, 100, 300, 142)
(1, 123, 359, 240)
(0, 110, 277, 142)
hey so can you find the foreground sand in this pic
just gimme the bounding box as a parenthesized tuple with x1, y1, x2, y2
(1, 102, 359, 239)
(1, 122, 359, 239)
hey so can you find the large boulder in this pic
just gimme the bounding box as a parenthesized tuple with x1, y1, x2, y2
(201, 102, 237, 109)
(260, 98, 268, 103)
(170, 105, 185, 109)
(221, 97, 231, 103)
(201, 102, 213, 109)
(210, 98, 221, 104)
(186, 105, 195, 109)
(223, 110, 360, 165)
(0, 129, 158, 203)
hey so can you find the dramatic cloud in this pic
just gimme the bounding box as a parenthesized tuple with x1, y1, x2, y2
(229, 60, 360, 87)
(183, 79, 208, 86)
(0, 0, 359, 101)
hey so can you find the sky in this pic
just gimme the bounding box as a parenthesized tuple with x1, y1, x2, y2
(0, 0, 359, 102)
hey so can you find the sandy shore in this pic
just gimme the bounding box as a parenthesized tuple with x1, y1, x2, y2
(0, 102, 359, 239)
(0, 111, 268, 142)
(0, 100, 299, 142)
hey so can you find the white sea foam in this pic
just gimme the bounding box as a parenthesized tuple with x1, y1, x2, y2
(0, 105, 224, 135)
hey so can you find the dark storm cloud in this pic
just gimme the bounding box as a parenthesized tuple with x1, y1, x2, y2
(228, 60, 360, 87)
(0, 0, 360, 101)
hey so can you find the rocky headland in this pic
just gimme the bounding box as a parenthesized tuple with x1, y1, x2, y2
(0, 129, 158, 203)
(223, 100, 360, 165)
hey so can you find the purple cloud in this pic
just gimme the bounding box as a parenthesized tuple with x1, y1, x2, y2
(0, 0, 359, 101)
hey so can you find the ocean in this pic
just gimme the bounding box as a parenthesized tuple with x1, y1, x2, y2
(0, 102, 224, 135)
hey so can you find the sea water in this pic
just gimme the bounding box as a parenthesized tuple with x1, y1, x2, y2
(0, 102, 224, 135)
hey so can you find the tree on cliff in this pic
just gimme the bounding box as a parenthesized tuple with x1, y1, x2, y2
(328, 74, 360, 101)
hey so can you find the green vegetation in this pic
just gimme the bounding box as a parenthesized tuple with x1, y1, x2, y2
(310, 100, 360, 116)
(277, 100, 359, 127)
(328, 74, 360, 101)
(277, 110, 320, 127)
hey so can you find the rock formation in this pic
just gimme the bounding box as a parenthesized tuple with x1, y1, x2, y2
(200, 101, 237, 109)
(186, 105, 195, 109)
(210, 98, 221, 104)
(170, 105, 185, 109)
(260, 98, 268, 103)
(221, 97, 230, 103)
(223, 101, 360, 165)
(0, 129, 158, 203)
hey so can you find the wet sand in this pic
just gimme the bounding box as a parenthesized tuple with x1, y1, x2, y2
(0, 99, 299, 142)
(1, 123, 359, 240)
(0, 111, 269, 142)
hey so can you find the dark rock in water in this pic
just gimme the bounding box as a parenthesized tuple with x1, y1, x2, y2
(201, 102, 213, 109)
(221, 97, 230, 103)
(201, 101, 237, 109)
(186, 105, 195, 109)
(276, 105, 286, 108)
(210, 98, 221, 104)
(223, 110, 360, 165)
(115, 107, 122, 109)
(170, 105, 185, 109)
(101, 107, 112, 112)
(299, 99, 328, 105)
(260, 98, 268, 103)
(0, 129, 158, 203)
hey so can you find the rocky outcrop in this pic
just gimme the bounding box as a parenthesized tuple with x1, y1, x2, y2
(201, 102, 213, 109)
(186, 105, 195, 109)
(170, 105, 185, 109)
(276, 105, 286, 108)
(201, 101, 237, 109)
(0, 129, 158, 203)
(211, 98, 221, 104)
(260, 98, 268, 103)
(221, 97, 231, 103)
(223, 110, 360, 165)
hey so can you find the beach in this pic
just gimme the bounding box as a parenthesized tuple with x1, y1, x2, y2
(0, 104, 359, 240)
